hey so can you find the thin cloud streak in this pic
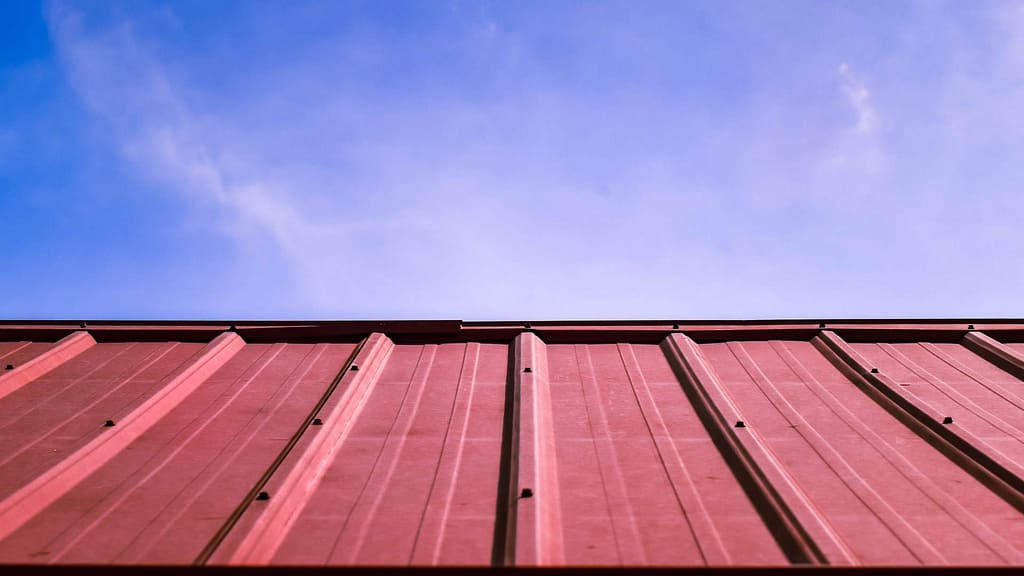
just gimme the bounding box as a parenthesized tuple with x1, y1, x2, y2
(48, 6, 312, 255)
(838, 62, 876, 135)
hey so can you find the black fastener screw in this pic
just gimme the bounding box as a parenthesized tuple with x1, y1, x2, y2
(4, 364, 13, 370)
(104, 420, 115, 427)
(520, 488, 533, 498)
(256, 491, 270, 501)
(735, 421, 746, 428)
(523, 367, 532, 373)
(942, 416, 954, 424)
(350, 364, 360, 371)
(870, 368, 879, 374)
(312, 418, 323, 426)
(967, 324, 975, 330)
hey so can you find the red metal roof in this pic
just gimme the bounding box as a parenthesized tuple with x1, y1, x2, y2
(0, 320, 1022, 567)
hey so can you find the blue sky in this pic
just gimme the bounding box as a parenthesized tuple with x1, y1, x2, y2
(1, 0, 1022, 320)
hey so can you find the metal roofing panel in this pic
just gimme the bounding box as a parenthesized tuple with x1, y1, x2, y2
(0, 341, 54, 369)
(698, 339, 1021, 565)
(531, 341, 784, 565)
(0, 320, 1021, 567)
(222, 341, 509, 565)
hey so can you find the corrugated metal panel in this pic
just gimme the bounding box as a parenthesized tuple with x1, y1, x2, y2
(0, 321, 1022, 567)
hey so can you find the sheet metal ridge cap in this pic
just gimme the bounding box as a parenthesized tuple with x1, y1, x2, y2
(4, 318, 1024, 327)
(224, 332, 395, 565)
(0, 331, 245, 543)
(814, 330, 1024, 510)
(0, 319, 462, 328)
(460, 318, 1024, 325)
(2, 319, 1024, 345)
(0, 331, 96, 402)
(321, 318, 1000, 326)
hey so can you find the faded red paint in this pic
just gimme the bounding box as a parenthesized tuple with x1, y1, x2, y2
(0, 320, 1022, 567)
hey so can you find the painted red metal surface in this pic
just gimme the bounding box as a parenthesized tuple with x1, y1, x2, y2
(0, 320, 1022, 567)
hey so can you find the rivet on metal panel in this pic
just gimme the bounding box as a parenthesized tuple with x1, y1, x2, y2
(4, 364, 12, 370)
(312, 418, 323, 426)
(523, 367, 532, 373)
(870, 368, 879, 373)
(734, 420, 746, 428)
(350, 364, 360, 371)
(943, 416, 954, 424)
(520, 488, 533, 498)
(255, 491, 270, 501)
(104, 420, 115, 427)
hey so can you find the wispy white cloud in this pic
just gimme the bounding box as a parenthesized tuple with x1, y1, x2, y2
(838, 62, 876, 135)
(819, 61, 886, 184)
(48, 6, 311, 253)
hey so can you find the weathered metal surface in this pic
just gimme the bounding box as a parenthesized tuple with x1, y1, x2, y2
(0, 320, 1021, 567)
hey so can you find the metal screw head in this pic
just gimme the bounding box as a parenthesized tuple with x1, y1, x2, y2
(104, 420, 115, 427)
(942, 416, 954, 424)
(312, 418, 323, 426)
(4, 364, 13, 370)
(256, 491, 270, 501)
(870, 368, 879, 374)
(350, 364, 360, 371)
(523, 367, 532, 373)
(734, 421, 746, 428)
(520, 488, 533, 498)
(967, 324, 975, 330)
